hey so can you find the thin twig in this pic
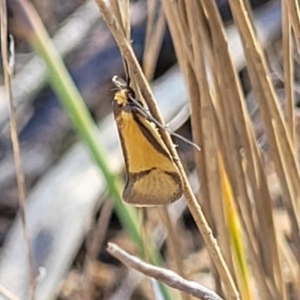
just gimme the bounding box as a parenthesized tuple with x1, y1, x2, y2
(107, 243, 224, 300)
(0, 1, 35, 299)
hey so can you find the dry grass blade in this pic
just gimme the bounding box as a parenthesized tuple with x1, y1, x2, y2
(230, 0, 300, 208)
(143, 0, 156, 75)
(219, 153, 253, 300)
(142, 7, 185, 297)
(110, 0, 130, 40)
(0, 1, 35, 299)
(107, 243, 224, 300)
(187, 0, 233, 271)
(94, 1, 239, 298)
(143, 1, 166, 81)
(282, 1, 296, 148)
(184, 1, 234, 295)
(209, 5, 283, 293)
(142, 5, 191, 297)
(123, 0, 131, 40)
(277, 230, 300, 299)
(161, 0, 293, 299)
(162, 0, 260, 298)
(160, 1, 193, 70)
(285, 0, 300, 57)
(228, 0, 300, 271)
(110, 0, 124, 36)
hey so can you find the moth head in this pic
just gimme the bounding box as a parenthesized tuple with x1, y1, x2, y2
(112, 75, 136, 106)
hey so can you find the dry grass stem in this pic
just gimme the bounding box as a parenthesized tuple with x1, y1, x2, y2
(229, 0, 300, 220)
(160, 1, 194, 70)
(185, 1, 235, 294)
(161, 0, 295, 299)
(144, 0, 156, 57)
(143, 3, 166, 81)
(110, 0, 124, 36)
(188, 0, 233, 274)
(110, 0, 131, 40)
(0, 1, 35, 298)
(142, 5, 182, 292)
(107, 243, 224, 300)
(277, 231, 300, 299)
(285, 0, 300, 57)
(229, 0, 300, 273)
(123, 0, 131, 40)
(184, 3, 271, 299)
(94, 1, 239, 299)
(161, 3, 233, 298)
(282, 1, 296, 148)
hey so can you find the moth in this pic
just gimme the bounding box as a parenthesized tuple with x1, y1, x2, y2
(112, 76, 184, 206)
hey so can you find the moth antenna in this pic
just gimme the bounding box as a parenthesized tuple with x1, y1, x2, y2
(128, 94, 147, 111)
(112, 75, 127, 89)
(111, 87, 120, 92)
(168, 131, 201, 151)
(154, 119, 200, 151)
(117, 75, 200, 151)
(133, 105, 200, 151)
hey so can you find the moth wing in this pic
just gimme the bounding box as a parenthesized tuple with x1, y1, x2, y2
(123, 168, 182, 206)
(113, 101, 182, 206)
